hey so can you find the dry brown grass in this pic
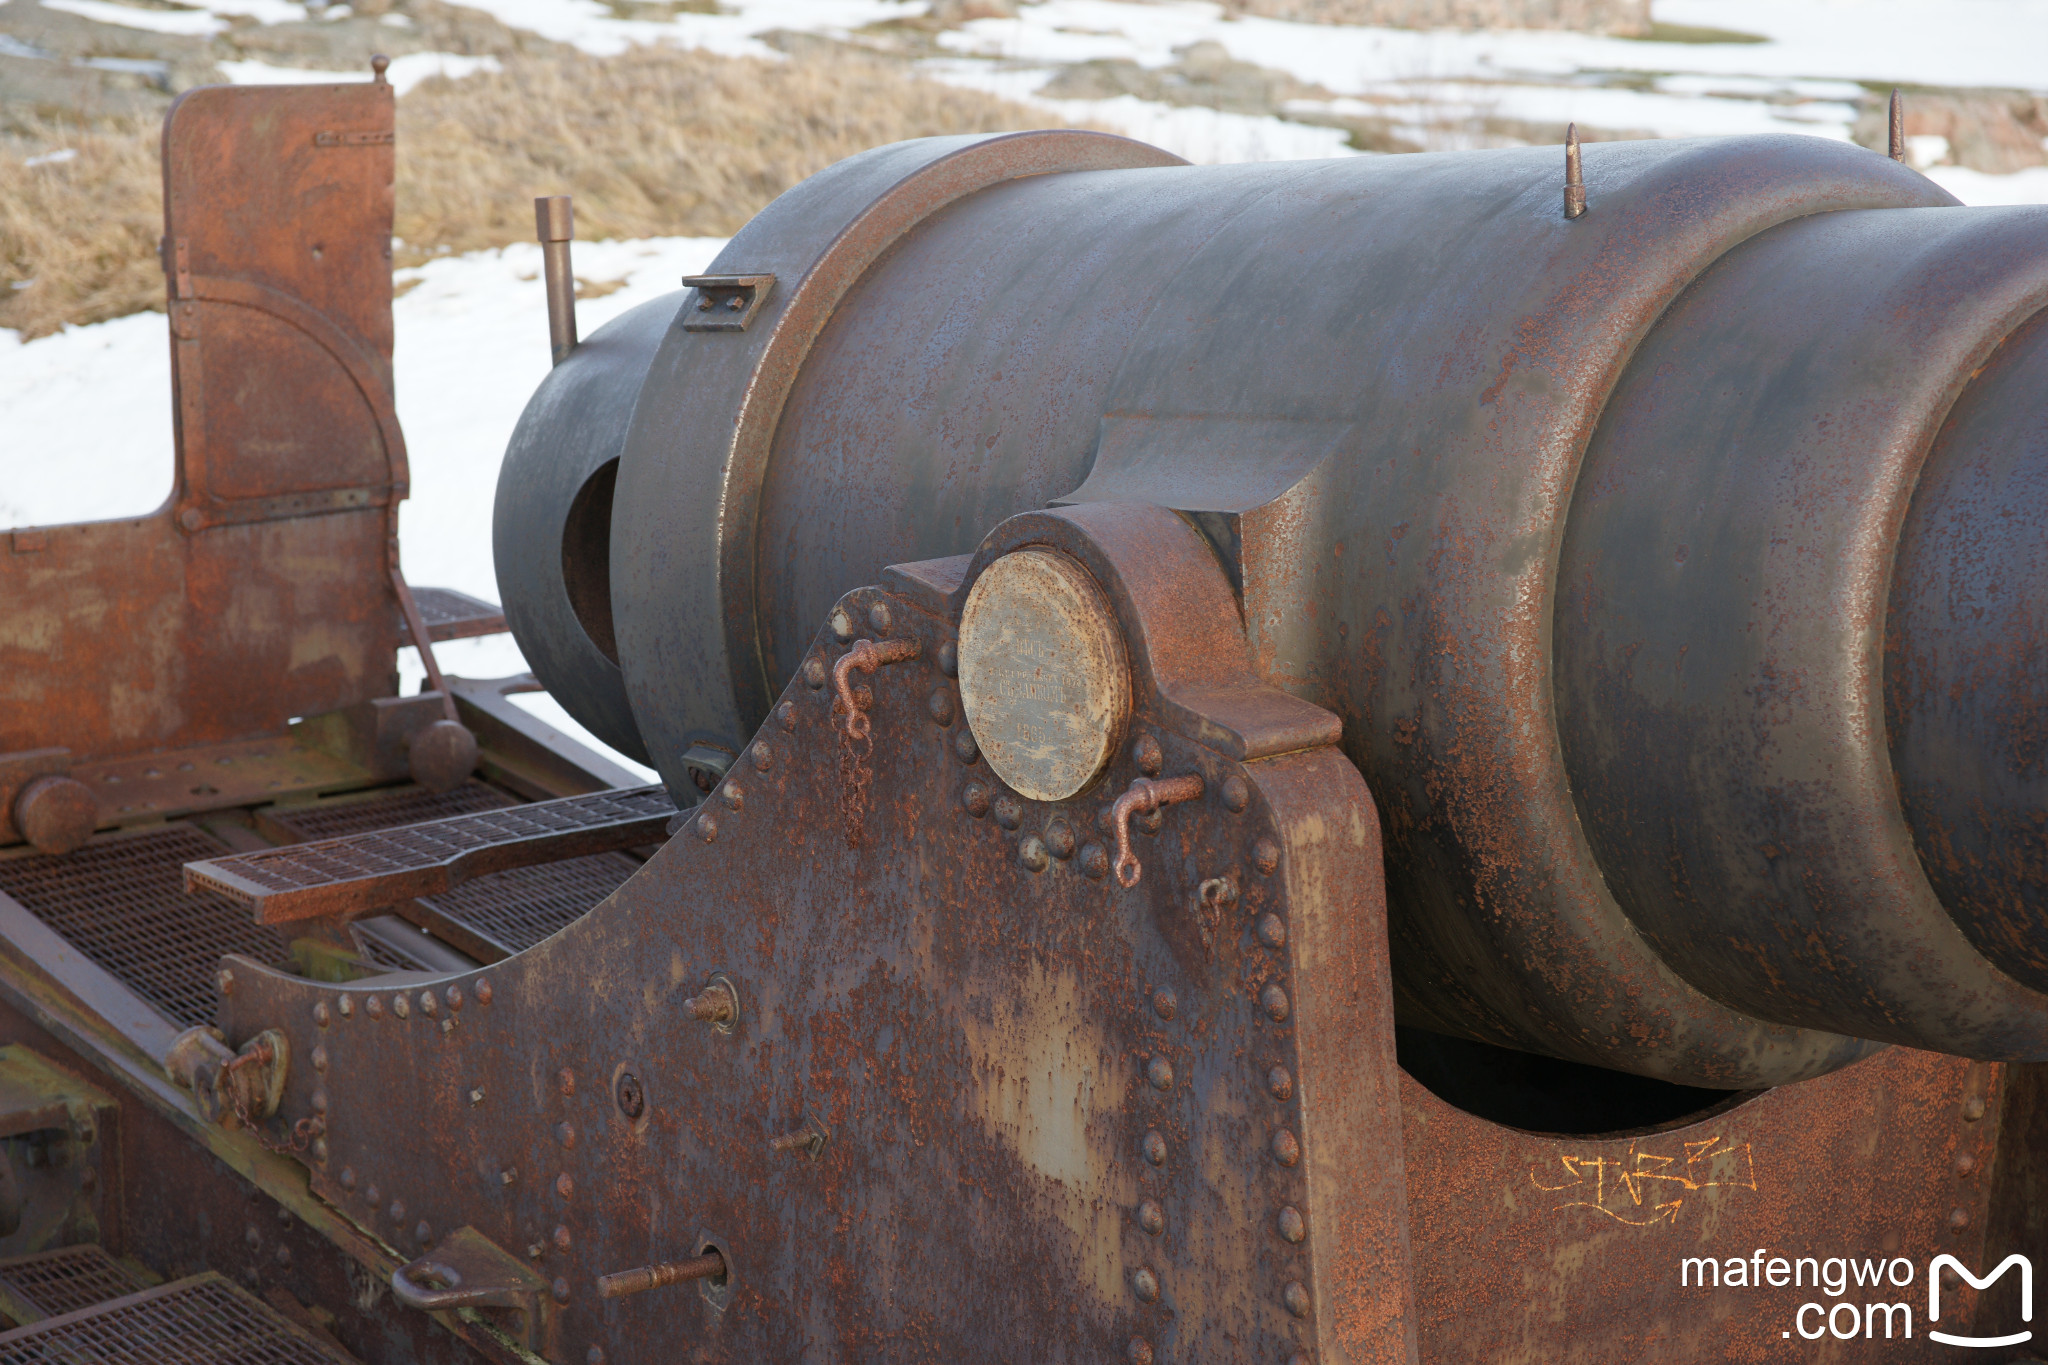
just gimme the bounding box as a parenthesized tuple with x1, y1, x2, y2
(0, 45, 1064, 339)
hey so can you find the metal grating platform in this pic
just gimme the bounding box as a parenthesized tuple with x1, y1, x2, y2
(0, 1246, 150, 1324)
(0, 827, 292, 1028)
(397, 586, 507, 647)
(186, 787, 673, 923)
(0, 1272, 357, 1363)
(423, 853, 640, 953)
(264, 781, 514, 843)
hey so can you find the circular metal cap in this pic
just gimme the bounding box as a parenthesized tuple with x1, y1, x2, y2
(957, 549, 1129, 803)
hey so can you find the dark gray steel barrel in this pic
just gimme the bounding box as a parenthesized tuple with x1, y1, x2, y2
(498, 127, 2048, 1087)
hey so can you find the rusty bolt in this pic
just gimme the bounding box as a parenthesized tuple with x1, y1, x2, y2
(1949, 1208, 1970, 1230)
(1152, 988, 1176, 1020)
(1147, 1057, 1174, 1091)
(777, 701, 796, 730)
(557, 1173, 574, 1197)
(1270, 1065, 1293, 1101)
(1278, 1206, 1306, 1243)
(446, 984, 463, 1011)
(616, 1072, 646, 1120)
(559, 1068, 576, 1097)
(554, 1224, 572, 1251)
(313, 1002, 331, 1028)
(389, 1199, 406, 1221)
(419, 991, 438, 1018)
(340, 1168, 356, 1191)
(1080, 844, 1110, 879)
(393, 994, 411, 1021)
(804, 658, 828, 689)
(722, 783, 743, 812)
(953, 728, 979, 765)
(1262, 984, 1292, 1022)
(245, 1224, 261, 1251)
(752, 742, 773, 772)
(1019, 836, 1051, 873)
(589, 1350, 606, 1365)
(1283, 1281, 1311, 1318)
(1956, 1152, 1976, 1175)
(1137, 1200, 1165, 1235)
(416, 1222, 433, 1246)
(527, 1243, 545, 1260)
(937, 641, 958, 677)
(367, 1185, 381, 1205)
(1252, 837, 1281, 875)
(962, 782, 991, 818)
(552, 1278, 570, 1304)
(476, 979, 493, 1005)
(698, 813, 718, 843)
(1127, 1340, 1154, 1365)
(310, 1090, 329, 1114)
(992, 795, 1022, 831)
(686, 982, 737, 1026)
(469, 1087, 485, 1105)
(339, 995, 355, 1019)
(556, 1122, 577, 1149)
(1222, 775, 1250, 813)
(218, 968, 235, 997)
(1142, 1131, 1168, 1166)
(1043, 818, 1076, 860)
(868, 600, 892, 632)
(1131, 1268, 1161, 1303)
(830, 610, 854, 641)
(311, 1046, 328, 1073)
(1962, 1096, 1987, 1122)
(1134, 735, 1163, 776)
(1273, 1129, 1301, 1167)
(365, 996, 385, 1020)
(1257, 914, 1287, 949)
(928, 688, 956, 726)
(500, 1169, 517, 1186)
(311, 1138, 328, 1164)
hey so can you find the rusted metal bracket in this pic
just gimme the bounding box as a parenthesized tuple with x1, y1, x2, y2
(680, 274, 774, 332)
(182, 785, 675, 923)
(392, 1226, 549, 1352)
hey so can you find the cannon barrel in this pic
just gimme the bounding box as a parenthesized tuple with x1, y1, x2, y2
(496, 130, 2048, 1089)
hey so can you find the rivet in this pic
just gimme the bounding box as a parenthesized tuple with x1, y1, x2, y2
(392, 994, 410, 1020)
(313, 1002, 331, 1028)
(1142, 1131, 1167, 1166)
(1080, 844, 1109, 879)
(556, 1122, 576, 1149)
(551, 1277, 570, 1304)
(445, 984, 463, 1011)
(1252, 837, 1281, 875)
(804, 658, 828, 689)
(367, 1184, 381, 1204)
(1269, 1066, 1294, 1101)
(389, 1198, 406, 1221)
(1147, 1057, 1174, 1091)
(1134, 735, 1163, 776)
(310, 1090, 328, 1114)
(1962, 1096, 1986, 1122)
(217, 968, 235, 997)
(1019, 836, 1050, 873)
(830, 610, 854, 641)
(311, 1046, 328, 1072)
(588, 1349, 607, 1365)
(1222, 775, 1249, 813)
(339, 1167, 356, 1191)
(1131, 1267, 1160, 1303)
(338, 995, 355, 1019)
(500, 1169, 517, 1186)
(1152, 988, 1176, 1020)
(928, 689, 955, 726)
(1137, 1200, 1165, 1235)
(554, 1224, 572, 1251)
(1287, 1355, 1309, 1365)
(777, 700, 797, 730)
(937, 640, 958, 677)
(469, 1087, 485, 1105)
(1257, 914, 1287, 949)
(1277, 1206, 1305, 1243)
(1956, 1152, 1976, 1175)
(1127, 1337, 1154, 1365)
(962, 782, 991, 818)
(752, 742, 773, 772)
(419, 991, 438, 1017)
(698, 813, 718, 843)
(557, 1172, 574, 1197)
(1272, 1129, 1301, 1167)
(953, 728, 980, 765)
(245, 1224, 262, 1250)
(416, 1221, 433, 1245)
(1043, 819, 1076, 860)
(1262, 984, 1291, 1022)
(559, 1068, 576, 1096)
(868, 600, 892, 632)
(992, 795, 1022, 831)
(475, 979, 493, 1005)
(365, 996, 385, 1020)
(722, 783, 743, 811)
(1283, 1281, 1311, 1319)
(1949, 1207, 1970, 1230)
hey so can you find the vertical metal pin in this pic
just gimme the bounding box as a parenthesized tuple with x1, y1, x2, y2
(1888, 89, 1905, 162)
(371, 53, 389, 86)
(1564, 123, 1587, 220)
(535, 195, 578, 367)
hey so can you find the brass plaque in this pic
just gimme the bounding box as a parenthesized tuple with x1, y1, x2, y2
(958, 549, 1130, 803)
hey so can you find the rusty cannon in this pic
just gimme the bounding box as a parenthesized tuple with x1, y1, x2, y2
(0, 73, 2042, 1364)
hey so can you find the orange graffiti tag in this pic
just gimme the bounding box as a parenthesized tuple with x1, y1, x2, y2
(1529, 1135, 1756, 1226)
